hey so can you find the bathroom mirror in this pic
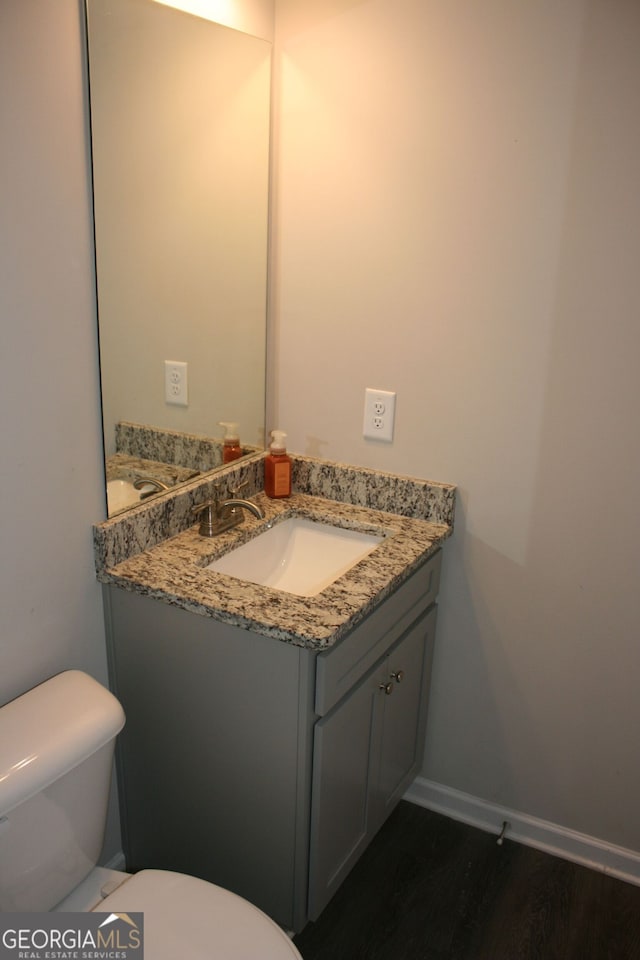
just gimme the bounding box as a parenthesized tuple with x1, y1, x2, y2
(85, 0, 271, 516)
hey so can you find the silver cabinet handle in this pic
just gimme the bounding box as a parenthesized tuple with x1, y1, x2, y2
(379, 681, 394, 696)
(390, 669, 405, 683)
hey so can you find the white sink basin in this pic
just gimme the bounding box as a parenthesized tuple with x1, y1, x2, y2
(107, 478, 158, 514)
(107, 479, 140, 513)
(205, 517, 383, 597)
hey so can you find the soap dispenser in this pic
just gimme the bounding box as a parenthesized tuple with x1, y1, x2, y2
(265, 430, 292, 499)
(218, 422, 242, 463)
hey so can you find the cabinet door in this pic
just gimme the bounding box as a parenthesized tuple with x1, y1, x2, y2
(372, 605, 437, 832)
(307, 666, 383, 920)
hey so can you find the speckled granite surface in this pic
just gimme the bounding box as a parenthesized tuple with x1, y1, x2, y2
(100, 492, 451, 648)
(106, 453, 201, 486)
(115, 421, 258, 472)
(292, 455, 455, 525)
(104, 422, 261, 516)
(95, 455, 265, 570)
(94, 454, 455, 649)
(106, 453, 202, 516)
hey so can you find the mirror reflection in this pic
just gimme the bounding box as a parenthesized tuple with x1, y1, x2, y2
(86, 0, 271, 516)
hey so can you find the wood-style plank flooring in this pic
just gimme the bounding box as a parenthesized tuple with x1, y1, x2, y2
(293, 801, 640, 960)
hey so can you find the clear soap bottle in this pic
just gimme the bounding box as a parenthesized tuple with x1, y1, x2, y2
(218, 422, 242, 463)
(265, 430, 292, 499)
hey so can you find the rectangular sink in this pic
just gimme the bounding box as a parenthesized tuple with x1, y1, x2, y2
(107, 478, 163, 515)
(107, 479, 140, 514)
(205, 517, 383, 597)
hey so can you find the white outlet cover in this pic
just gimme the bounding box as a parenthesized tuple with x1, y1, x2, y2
(165, 360, 188, 406)
(363, 388, 396, 442)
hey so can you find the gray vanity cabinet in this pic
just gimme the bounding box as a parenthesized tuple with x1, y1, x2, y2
(103, 548, 441, 934)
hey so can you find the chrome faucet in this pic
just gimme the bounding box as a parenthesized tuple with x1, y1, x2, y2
(191, 488, 264, 537)
(133, 476, 172, 493)
(133, 471, 200, 500)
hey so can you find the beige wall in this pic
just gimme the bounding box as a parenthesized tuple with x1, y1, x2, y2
(272, 0, 640, 851)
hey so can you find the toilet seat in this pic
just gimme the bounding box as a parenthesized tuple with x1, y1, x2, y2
(96, 869, 302, 959)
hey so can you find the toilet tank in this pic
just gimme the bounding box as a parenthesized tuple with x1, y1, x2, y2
(0, 670, 125, 912)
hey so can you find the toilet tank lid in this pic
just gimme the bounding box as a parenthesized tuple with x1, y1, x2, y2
(0, 670, 125, 816)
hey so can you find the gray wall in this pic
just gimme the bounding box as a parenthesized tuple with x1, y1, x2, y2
(3, 0, 639, 876)
(0, 0, 119, 858)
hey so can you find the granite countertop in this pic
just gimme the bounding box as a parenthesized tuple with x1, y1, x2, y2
(99, 491, 452, 649)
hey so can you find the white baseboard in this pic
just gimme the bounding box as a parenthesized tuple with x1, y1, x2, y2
(404, 777, 640, 887)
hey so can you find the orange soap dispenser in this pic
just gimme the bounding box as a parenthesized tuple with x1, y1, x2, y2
(218, 421, 242, 463)
(265, 430, 292, 499)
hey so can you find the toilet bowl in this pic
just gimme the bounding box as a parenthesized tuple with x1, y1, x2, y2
(0, 670, 301, 959)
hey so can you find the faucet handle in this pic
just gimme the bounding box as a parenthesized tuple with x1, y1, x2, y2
(191, 500, 217, 537)
(191, 499, 214, 515)
(230, 480, 248, 498)
(225, 481, 248, 519)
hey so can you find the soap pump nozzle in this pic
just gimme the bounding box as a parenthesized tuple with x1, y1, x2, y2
(270, 430, 287, 454)
(218, 421, 239, 441)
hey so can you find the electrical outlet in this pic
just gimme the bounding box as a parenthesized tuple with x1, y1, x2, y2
(363, 388, 396, 442)
(165, 360, 188, 406)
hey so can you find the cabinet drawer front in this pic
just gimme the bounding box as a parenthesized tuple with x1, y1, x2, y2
(315, 549, 441, 716)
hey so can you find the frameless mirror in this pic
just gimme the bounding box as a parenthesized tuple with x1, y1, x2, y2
(85, 0, 271, 516)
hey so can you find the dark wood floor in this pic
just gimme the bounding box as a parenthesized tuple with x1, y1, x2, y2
(293, 801, 640, 960)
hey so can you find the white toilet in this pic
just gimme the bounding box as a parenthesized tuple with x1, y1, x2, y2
(0, 670, 302, 959)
